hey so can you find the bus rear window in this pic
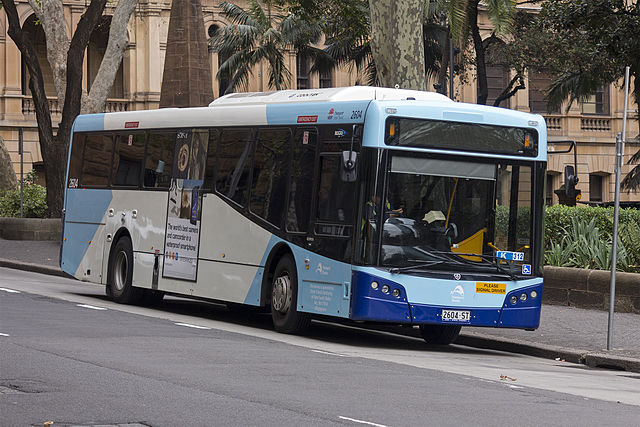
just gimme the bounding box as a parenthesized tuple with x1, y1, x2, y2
(385, 117, 538, 157)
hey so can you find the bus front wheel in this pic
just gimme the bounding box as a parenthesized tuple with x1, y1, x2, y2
(419, 324, 461, 345)
(106, 236, 143, 304)
(270, 255, 310, 334)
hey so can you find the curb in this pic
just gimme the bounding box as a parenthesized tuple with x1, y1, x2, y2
(0, 258, 68, 278)
(456, 332, 640, 373)
(1, 259, 638, 373)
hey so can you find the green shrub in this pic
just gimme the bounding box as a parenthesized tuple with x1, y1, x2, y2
(543, 205, 639, 272)
(0, 171, 48, 218)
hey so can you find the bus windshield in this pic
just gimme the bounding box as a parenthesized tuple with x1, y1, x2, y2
(374, 156, 536, 276)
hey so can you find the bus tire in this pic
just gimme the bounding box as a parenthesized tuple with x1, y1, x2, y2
(270, 255, 310, 334)
(106, 236, 143, 304)
(419, 324, 462, 345)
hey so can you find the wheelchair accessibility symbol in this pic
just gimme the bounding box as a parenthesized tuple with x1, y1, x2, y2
(522, 264, 532, 275)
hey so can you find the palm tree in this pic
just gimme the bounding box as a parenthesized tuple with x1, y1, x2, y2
(209, 0, 323, 94)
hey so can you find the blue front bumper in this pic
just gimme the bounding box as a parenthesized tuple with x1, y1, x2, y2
(350, 270, 542, 329)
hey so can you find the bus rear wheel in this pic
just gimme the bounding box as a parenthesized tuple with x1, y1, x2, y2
(106, 236, 143, 304)
(270, 255, 310, 334)
(419, 324, 462, 345)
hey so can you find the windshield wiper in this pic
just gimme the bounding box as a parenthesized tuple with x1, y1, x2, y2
(389, 260, 445, 274)
(427, 251, 519, 280)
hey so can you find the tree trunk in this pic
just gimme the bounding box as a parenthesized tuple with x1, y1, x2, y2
(29, 0, 70, 108)
(469, 0, 489, 105)
(5, 0, 108, 217)
(0, 137, 18, 192)
(4, 0, 57, 216)
(368, 0, 426, 90)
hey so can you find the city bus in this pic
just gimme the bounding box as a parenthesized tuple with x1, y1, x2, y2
(61, 86, 546, 344)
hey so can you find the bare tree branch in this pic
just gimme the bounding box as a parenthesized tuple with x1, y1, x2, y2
(83, 0, 138, 113)
(37, 0, 70, 107)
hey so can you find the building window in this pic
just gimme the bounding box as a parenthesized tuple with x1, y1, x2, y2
(581, 87, 610, 115)
(319, 70, 332, 88)
(296, 54, 310, 89)
(589, 174, 604, 203)
(485, 65, 510, 108)
(528, 72, 558, 114)
(545, 173, 555, 206)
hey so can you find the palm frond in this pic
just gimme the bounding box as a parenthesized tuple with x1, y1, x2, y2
(484, 0, 516, 35)
(547, 71, 602, 113)
(209, 24, 260, 54)
(280, 13, 323, 48)
(622, 164, 640, 191)
(444, 0, 470, 42)
(219, 1, 259, 27)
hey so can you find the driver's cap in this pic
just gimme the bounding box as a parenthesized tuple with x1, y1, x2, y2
(423, 210, 446, 224)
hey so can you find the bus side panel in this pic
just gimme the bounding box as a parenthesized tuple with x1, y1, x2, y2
(101, 190, 169, 291)
(195, 194, 273, 303)
(61, 189, 112, 281)
(293, 247, 352, 318)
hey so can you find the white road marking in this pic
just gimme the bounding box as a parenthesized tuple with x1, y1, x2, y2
(339, 416, 387, 427)
(76, 304, 107, 311)
(174, 322, 211, 330)
(311, 349, 350, 357)
(0, 288, 20, 293)
(0, 333, 10, 337)
(509, 385, 524, 389)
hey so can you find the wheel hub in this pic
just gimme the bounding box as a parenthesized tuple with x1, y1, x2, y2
(114, 251, 128, 292)
(272, 274, 292, 314)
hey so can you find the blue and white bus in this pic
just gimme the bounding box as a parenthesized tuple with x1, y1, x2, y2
(61, 86, 546, 344)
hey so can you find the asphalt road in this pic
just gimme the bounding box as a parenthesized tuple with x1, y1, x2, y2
(1, 267, 639, 426)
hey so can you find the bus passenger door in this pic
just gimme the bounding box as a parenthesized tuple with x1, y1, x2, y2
(293, 126, 358, 319)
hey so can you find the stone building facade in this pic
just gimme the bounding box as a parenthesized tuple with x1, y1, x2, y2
(0, 0, 638, 203)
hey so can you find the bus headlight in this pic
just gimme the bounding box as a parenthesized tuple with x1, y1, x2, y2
(371, 281, 379, 290)
(530, 290, 538, 299)
(381, 284, 390, 294)
(392, 289, 400, 298)
(520, 293, 528, 302)
(510, 295, 518, 305)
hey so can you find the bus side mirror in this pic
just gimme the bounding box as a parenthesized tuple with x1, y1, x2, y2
(341, 151, 357, 182)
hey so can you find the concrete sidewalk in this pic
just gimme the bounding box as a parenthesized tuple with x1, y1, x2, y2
(1, 237, 638, 373)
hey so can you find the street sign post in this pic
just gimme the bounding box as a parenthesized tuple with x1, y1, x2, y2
(607, 66, 630, 351)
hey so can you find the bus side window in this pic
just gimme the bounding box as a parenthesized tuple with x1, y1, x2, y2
(251, 128, 290, 227)
(68, 133, 85, 188)
(144, 131, 175, 188)
(203, 129, 219, 191)
(81, 134, 113, 188)
(112, 132, 146, 187)
(286, 128, 317, 233)
(216, 128, 253, 207)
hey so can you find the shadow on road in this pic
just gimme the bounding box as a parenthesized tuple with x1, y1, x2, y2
(76, 292, 510, 358)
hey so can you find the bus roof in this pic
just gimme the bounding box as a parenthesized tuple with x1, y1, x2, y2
(209, 86, 452, 106)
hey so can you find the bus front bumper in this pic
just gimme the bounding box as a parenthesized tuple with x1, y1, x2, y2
(350, 271, 542, 329)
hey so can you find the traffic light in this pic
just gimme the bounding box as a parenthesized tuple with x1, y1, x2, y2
(564, 165, 579, 206)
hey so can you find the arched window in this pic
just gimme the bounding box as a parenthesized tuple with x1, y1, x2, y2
(87, 16, 124, 98)
(208, 24, 230, 96)
(21, 14, 56, 97)
(296, 53, 310, 89)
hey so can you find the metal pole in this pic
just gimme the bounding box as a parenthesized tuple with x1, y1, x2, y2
(449, 37, 454, 100)
(607, 66, 630, 350)
(19, 128, 23, 218)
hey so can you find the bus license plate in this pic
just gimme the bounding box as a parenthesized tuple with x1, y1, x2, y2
(441, 309, 470, 322)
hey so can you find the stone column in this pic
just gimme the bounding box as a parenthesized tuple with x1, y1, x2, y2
(159, 0, 213, 108)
